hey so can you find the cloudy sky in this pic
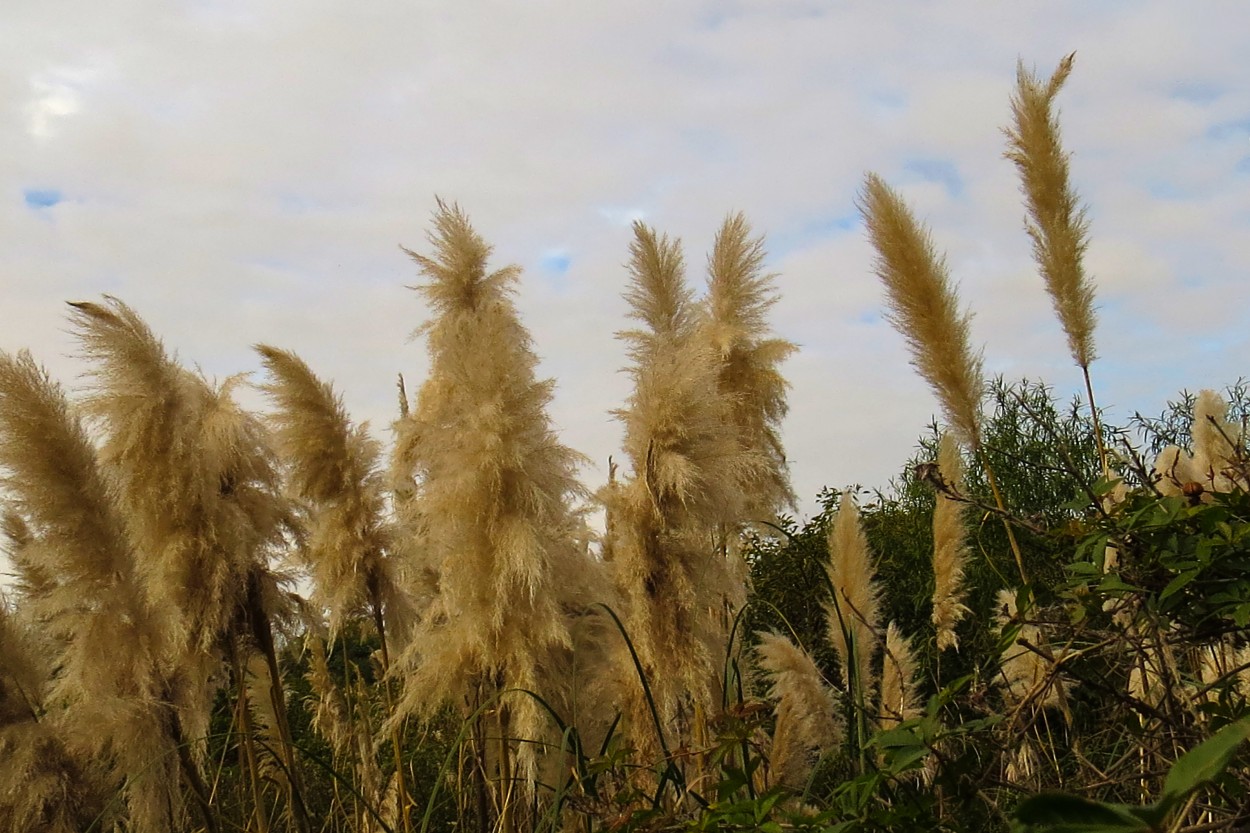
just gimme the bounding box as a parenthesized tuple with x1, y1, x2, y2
(4, 0, 1249, 525)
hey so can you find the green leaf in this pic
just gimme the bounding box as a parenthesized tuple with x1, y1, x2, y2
(1012, 793, 1150, 833)
(871, 726, 923, 748)
(883, 744, 929, 773)
(1158, 569, 1197, 602)
(1158, 717, 1250, 811)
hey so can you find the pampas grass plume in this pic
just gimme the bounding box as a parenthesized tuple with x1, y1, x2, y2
(756, 632, 840, 789)
(390, 201, 589, 787)
(702, 212, 798, 518)
(824, 490, 882, 697)
(860, 174, 985, 452)
(879, 622, 921, 730)
(0, 349, 183, 833)
(1005, 53, 1096, 371)
(932, 433, 971, 651)
(994, 590, 1063, 710)
(257, 345, 401, 638)
(1192, 389, 1240, 491)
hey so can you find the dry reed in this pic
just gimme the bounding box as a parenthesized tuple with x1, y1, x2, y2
(931, 433, 971, 651)
(824, 490, 882, 700)
(755, 631, 840, 789)
(878, 622, 921, 730)
(701, 212, 798, 521)
(389, 201, 592, 792)
(1005, 54, 1109, 476)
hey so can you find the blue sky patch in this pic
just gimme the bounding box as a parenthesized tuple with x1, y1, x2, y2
(1206, 117, 1250, 142)
(770, 209, 858, 258)
(800, 213, 857, 238)
(867, 89, 907, 117)
(24, 188, 62, 209)
(904, 158, 963, 197)
(1145, 179, 1185, 200)
(541, 250, 571, 276)
(1170, 81, 1224, 104)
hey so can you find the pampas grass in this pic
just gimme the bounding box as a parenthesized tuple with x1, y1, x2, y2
(931, 433, 971, 651)
(878, 622, 920, 730)
(860, 174, 1026, 582)
(0, 595, 104, 833)
(70, 298, 309, 832)
(4, 52, 1249, 829)
(70, 298, 288, 662)
(1005, 54, 1109, 477)
(0, 349, 185, 833)
(606, 220, 758, 739)
(994, 590, 1062, 711)
(1192, 389, 1242, 492)
(824, 491, 882, 700)
(1005, 54, 1095, 372)
(701, 212, 798, 522)
(257, 345, 407, 643)
(860, 175, 984, 454)
(389, 201, 591, 794)
(1151, 391, 1245, 498)
(755, 632, 840, 789)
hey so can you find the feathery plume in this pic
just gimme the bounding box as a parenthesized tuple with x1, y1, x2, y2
(304, 635, 353, 754)
(860, 175, 1028, 580)
(824, 491, 882, 699)
(1005, 53, 1096, 370)
(1005, 54, 1110, 477)
(931, 433, 971, 651)
(68, 299, 305, 831)
(607, 221, 757, 736)
(256, 345, 405, 639)
(69, 297, 289, 659)
(878, 622, 921, 730)
(2, 510, 60, 617)
(0, 596, 43, 727)
(701, 212, 798, 520)
(756, 632, 840, 789)
(860, 174, 984, 452)
(1191, 389, 1241, 492)
(994, 590, 1063, 710)
(0, 350, 183, 833)
(1, 595, 104, 833)
(1152, 445, 1198, 497)
(390, 201, 592, 787)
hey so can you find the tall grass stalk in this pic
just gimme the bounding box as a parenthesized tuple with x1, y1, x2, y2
(608, 220, 760, 754)
(389, 201, 591, 826)
(932, 433, 971, 652)
(1005, 53, 1109, 479)
(257, 345, 413, 831)
(860, 174, 1028, 583)
(0, 349, 187, 833)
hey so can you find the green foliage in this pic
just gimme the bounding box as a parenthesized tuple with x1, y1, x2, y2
(737, 380, 1250, 833)
(1130, 381, 1250, 459)
(1071, 488, 1250, 631)
(1012, 717, 1250, 833)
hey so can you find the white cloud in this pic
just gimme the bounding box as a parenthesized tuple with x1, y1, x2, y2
(2, 0, 1249, 543)
(24, 60, 113, 139)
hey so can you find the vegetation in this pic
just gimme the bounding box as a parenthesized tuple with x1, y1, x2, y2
(2, 55, 1249, 832)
